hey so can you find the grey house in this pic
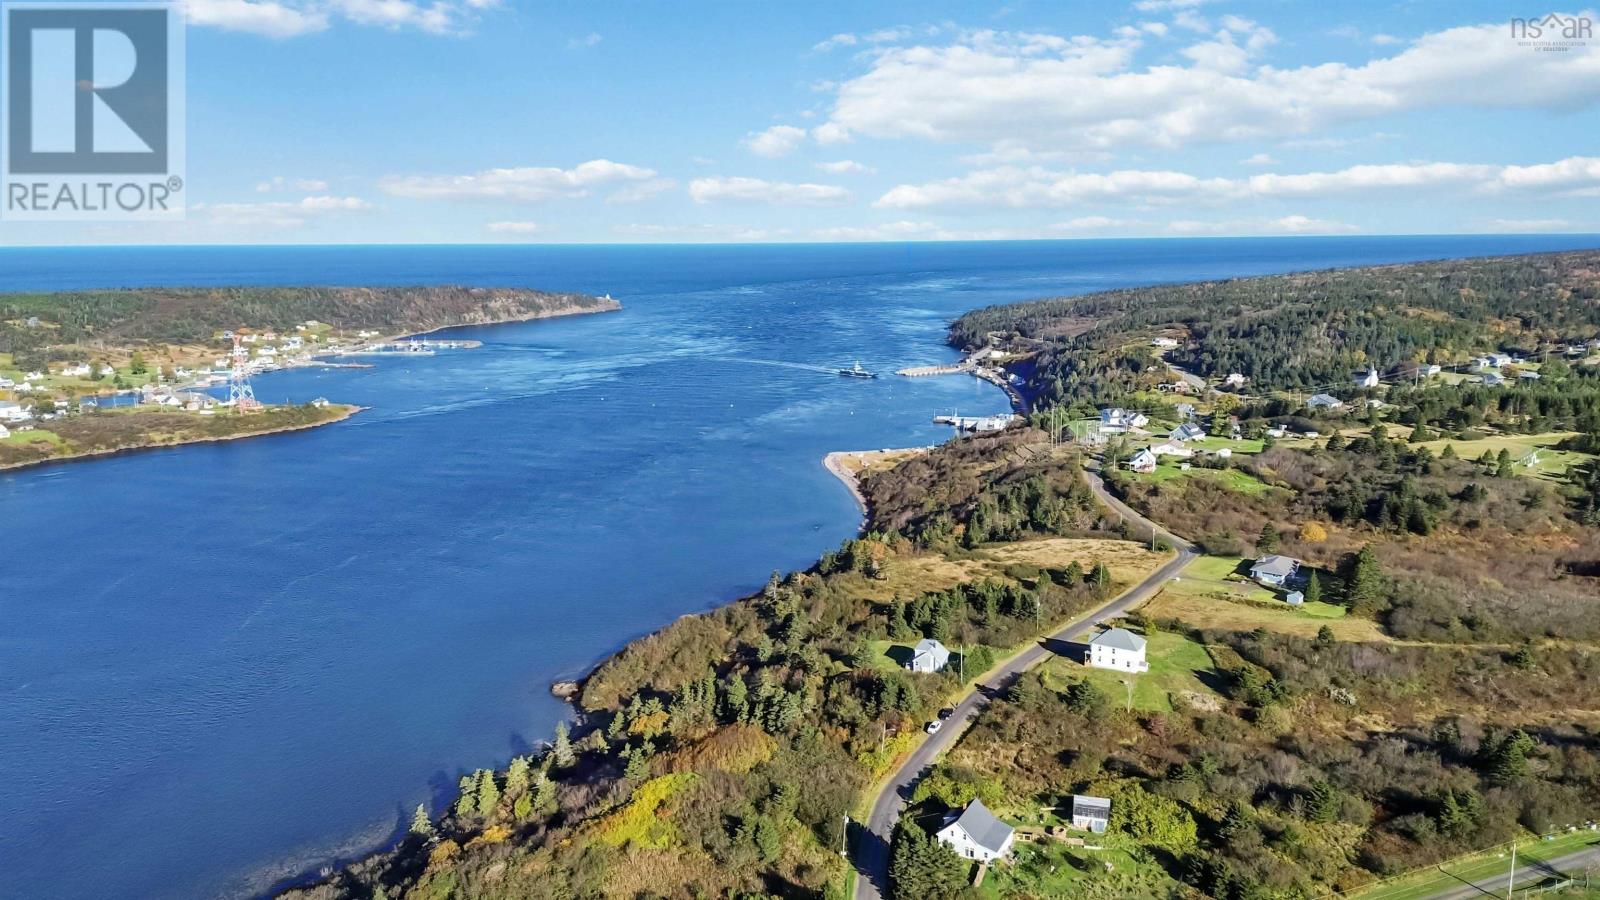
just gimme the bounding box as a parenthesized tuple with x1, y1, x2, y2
(906, 638, 951, 674)
(1250, 555, 1301, 587)
(935, 798, 1016, 862)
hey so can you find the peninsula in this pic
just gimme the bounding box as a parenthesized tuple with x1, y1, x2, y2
(0, 285, 618, 471)
(285, 251, 1600, 900)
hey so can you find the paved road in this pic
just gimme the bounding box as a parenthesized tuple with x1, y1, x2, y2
(851, 460, 1194, 900)
(1423, 840, 1600, 900)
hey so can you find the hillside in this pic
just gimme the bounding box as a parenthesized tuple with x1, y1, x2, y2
(0, 285, 618, 370)
(952, 251, 1600, 402)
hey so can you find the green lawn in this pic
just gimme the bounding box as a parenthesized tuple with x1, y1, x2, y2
(1184, 435, 1266, 455)
(1163, 555, 1348, 620)
(1139, 462, 1275, 495)
(1412, 431, 1594, 479)
(1353, 829, 1600, 900)
(1049, 631, 1220, 713)
(980, 835, 1183, 899)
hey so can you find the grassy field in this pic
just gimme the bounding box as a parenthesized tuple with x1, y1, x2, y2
(1139, 461, 1276, 494)
(1143, 555, 1383, 641)
(1048, 630, 1220, 712)
(1411, 431, 1594, 479)
(979, 835, 1184, 899)
(1351, 829, 1600, 900)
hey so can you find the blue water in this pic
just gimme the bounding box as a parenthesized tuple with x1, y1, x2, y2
(1, 235, 1596, 899)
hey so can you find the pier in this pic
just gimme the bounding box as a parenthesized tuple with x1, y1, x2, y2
(897, 361, 974, 377)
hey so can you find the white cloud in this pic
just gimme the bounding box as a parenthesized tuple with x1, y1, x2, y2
(811, 122, 853, 145)
(1165, 215, 1357, 235)
(486, 220, 540, 233)
(1049, 216, 1131, 231)
(689, 177, 852, 207)
(1132, 0, 1215, 10)
(1240, 153, 1277, 166)
(1268, 214, 1358, 234)
(810, 221, 940, 241)
(816, 160, 874, 174)
(813, 32, 859, 52)
(183, 0, 328, 37)
(1371, 33, 1402, 46)
(605, 177, 677, 203)
(567, 32, 602, 49)
(875, 156, 1600, 210)
(184, 0, 495, 37)
(817, 17, 1600, 154)
(1484, 218, 1574, 232)
(255, 176, 330, 193)
(380, 159, 658, 202)
(195, 195, 372, 228)
(614, 223, 790, 242)
(742, 125, 808, 158)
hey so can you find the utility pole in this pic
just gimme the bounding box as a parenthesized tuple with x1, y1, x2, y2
(1506, 839, 1517, 900)
(841, 814, 848, 858)
(1119, 678, 1133, 711)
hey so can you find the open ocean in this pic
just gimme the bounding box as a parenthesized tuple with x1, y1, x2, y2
(1, 235, 1596, 899)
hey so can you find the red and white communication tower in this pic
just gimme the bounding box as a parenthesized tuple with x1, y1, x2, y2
(227, 333, 261, 411)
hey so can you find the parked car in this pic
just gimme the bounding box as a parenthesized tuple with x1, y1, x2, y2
(925, 720, 943, 735)
(938, 707, 955, 720)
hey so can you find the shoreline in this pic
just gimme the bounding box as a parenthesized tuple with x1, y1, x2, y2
(0, 404, 363, 473)
(822, 447, 934, 519)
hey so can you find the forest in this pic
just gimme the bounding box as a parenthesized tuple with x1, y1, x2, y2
(952, 250, 1600, 402)
(0, 285, 616, 369)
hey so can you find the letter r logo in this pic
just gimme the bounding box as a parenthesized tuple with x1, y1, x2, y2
(5, 5, 168, 174)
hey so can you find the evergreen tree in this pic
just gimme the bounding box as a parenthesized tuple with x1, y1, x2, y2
(1314, 624, 1336, 648)
(1090, 561, 1112, 594)
(1256, 523, 1279, 553)
(1304, 571, 1324, 604)
(1487, 729, 1536, 784)
(505, 755, 530, 797)
(888, 821, 969, 898)
(1338, 544, 1384, 615)
(551, 720, 576, 769)
(474, 768, 500, 817)
(409, 803, 435, 838)
(1495, 448, 1516, 478)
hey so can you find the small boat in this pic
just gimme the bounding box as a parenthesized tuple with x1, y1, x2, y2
(838, 361, 877, 379)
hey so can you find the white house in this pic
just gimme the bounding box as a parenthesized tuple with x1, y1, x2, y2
(1175, 403, 1196, 420)
(1518, 370, 1542, 380)
(1071, 794, 1112, 833)
(905, 638, 951, 674)
(1150, 440, 1194, 458)
(1356, 368, 1380, 388)
(1214, 447, 1232, 459)
(0, 402, 31, 422)
(1087, 627, 1149, 672)
(1481, 372, 1506, 387)
(1307, 393, 1344, 409)
(1099, 408, 1149, 433)
(935, 799, 1015, 863)
(60, 363, 91, 377)
(1171, 422, 1205, 442)
(1425, 364, 1442, 377)
(0, 424, 9, 439)
(1224, 373, 1247, 388)
(1128, 448, 1158, 474)
(1265, 426, 1287, 439)
(1150, 337, 1179, 349)
(1250, 555, 1302, 587)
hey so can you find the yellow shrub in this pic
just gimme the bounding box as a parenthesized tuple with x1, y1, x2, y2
(1298, 522, 1328, 543)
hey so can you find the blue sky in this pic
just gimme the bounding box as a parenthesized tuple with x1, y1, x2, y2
(13, 0, 1600, 244)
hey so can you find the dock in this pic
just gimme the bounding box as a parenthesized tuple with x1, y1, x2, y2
(897, 361, 974, 377)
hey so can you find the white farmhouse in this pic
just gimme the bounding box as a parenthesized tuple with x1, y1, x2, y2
(1356, 367, 1380, 389)
(1150, 440, 1194, 458)
(1098, 408, 1150, 434)
(1087, 627, 1149, 673)
(935, 799, 1015, 863)
(1128, 448, 1158, 474)
(905, 638, 951, 674)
